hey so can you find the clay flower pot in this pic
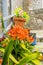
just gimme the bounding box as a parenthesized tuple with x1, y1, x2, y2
(13, 17, 26, 27)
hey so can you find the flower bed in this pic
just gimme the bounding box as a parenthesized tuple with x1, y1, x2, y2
(0, 25, 42, 65)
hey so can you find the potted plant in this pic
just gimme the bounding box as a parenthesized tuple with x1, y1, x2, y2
(0, 25, 42, 65)
(13, 8, 30, 27)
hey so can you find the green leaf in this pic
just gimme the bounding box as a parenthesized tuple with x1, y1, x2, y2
(20, 43, 31, 54)
(16, 52, 40, 65)
(0, 48, 4, 52)
(32, 59, 42, 65)
(22, 12, 30, 22)
(10, 54, 19, 64)
(8, 59, 14, 65)
(1, 38, 9, 45)
(2, 39, 14, 65)
(28, 61, 35, 65)
(14, 8, 22, 17)
(0, 48, 19, 64)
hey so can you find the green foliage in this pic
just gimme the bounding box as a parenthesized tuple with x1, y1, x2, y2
(14, 7, 30, 22)
(28, 61, 35, 65)
(0, 48, 19, 64)
(16, 52, 40, 65)
(8, 59, 14, 65)
(22, 12, 30, 22)
(2, 39, 14, 65)
(14, 8, 21, 17)
(0, 38, 41, 65)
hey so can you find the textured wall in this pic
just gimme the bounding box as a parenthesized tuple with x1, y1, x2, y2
(25, 9, 43, 30)
(29, 0, 42, 10)
(23, 0, 43, 30)
(23, 0, 42, 11)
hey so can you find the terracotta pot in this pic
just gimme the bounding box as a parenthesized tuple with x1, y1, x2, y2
(13, 17, 26, 27)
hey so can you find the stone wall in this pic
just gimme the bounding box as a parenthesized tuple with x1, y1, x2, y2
(23, 0, 43, 30)
(25, 9, 43, 30)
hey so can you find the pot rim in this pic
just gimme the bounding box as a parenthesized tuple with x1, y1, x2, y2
(13, 16, 26, 22)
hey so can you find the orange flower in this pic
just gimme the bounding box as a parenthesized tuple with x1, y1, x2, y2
(24, 29, 28, 34)
(17, 32, 26, 40)
(27, 36, 34, 43)
(8, 25, 30, 40)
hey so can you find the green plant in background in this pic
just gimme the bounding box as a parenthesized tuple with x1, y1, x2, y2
(14, 7, 30, 22)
